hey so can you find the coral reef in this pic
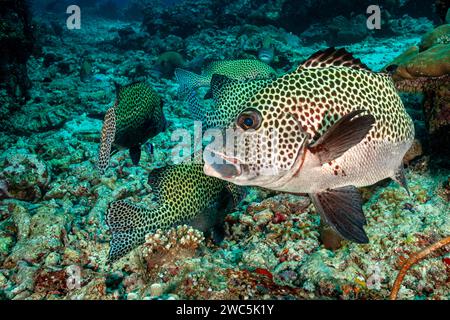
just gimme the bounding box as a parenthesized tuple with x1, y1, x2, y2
(0, 148, 51, 201)
(386, 24, 450, 155)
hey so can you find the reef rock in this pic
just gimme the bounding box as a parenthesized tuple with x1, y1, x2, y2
(0, 148, 51, 201)
(4, 204, 70, 267)
(386, 25, 450, 155)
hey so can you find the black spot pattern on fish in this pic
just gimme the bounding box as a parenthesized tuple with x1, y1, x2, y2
(105, 164, 242, 262)
(206, 77, 273, 128)
(205, 59, 277, 81)
(242, 62, 414, 172)
(97, 82, 165, 173)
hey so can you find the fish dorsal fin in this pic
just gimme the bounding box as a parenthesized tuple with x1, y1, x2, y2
(298, 47, 371, 71)
(147, 167, 167, 203)
(210, 74, 239, 103)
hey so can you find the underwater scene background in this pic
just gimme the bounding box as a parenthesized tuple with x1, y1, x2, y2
(0, 0, 449, 300)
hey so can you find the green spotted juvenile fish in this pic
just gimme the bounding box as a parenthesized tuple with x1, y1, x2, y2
(175, 59, 277, 98)
(106, 163, 243, 262)
(97, 82, 166, 174)
(203, 48, 415, 243)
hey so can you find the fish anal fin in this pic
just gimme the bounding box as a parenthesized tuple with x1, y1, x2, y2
(299, 47, 371, 71)
(188, 185, 233, 241)
(310, 186, 369, 244)
(129, 146, 141, 165)
(309, 110, 375, 164)
(211, 224, 226, 244)
(97, 107, 116, 174)
(392, 165, 410, 195)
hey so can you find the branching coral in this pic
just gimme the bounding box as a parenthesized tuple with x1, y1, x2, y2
(142, 225, 204, 271)
(390, 236, 450, 300)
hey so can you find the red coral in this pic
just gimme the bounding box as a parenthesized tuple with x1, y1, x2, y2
(272, 212, 287, 224)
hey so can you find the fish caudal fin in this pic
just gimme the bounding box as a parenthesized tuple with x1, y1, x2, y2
(97, 107, 117, 174)
(310, 186, 369, 244)
(309, 110, 375, 164)
(174, 68, 208, 99)
(105, 200, 154, 262)
(129, 146, 141, 166)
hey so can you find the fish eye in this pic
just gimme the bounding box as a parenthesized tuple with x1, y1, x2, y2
(237, 108, 262, 130)
(244, 117, 253, 127)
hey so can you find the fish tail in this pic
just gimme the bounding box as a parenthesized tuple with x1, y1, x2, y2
(105, 200, 156, 262)
(97, 107, 116, 174)
(174, 68, 208, 98)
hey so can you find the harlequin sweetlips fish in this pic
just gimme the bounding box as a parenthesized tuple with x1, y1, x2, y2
(175, 59, 277, 99)
(105, 163, 243, 262)
(203, 48, 415, 243)
(97, 82, 166, 174)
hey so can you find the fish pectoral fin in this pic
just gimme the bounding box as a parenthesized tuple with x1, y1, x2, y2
(97, 107, 116, 174)
(392, 165, 410, 195)
(310, 186, 369, 244)
(129, 146, 141, 165)
(105, 200, 153, 262)
(309, 109, 375, 164)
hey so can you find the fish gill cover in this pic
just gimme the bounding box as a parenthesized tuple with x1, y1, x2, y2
(0, 0, 448, 301)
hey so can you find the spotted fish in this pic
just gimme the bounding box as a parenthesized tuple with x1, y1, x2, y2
(97, 82, 166, 174)
(106, 163, 243, 262)
(186, 74, 273, 127)
(175, 59, 277, 99)
(203, 48, 415, 243)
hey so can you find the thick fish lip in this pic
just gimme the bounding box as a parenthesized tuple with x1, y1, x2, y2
(203, 148, 242, 179)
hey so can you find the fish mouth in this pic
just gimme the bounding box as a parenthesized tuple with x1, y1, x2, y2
(204, 148, 243, 179)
